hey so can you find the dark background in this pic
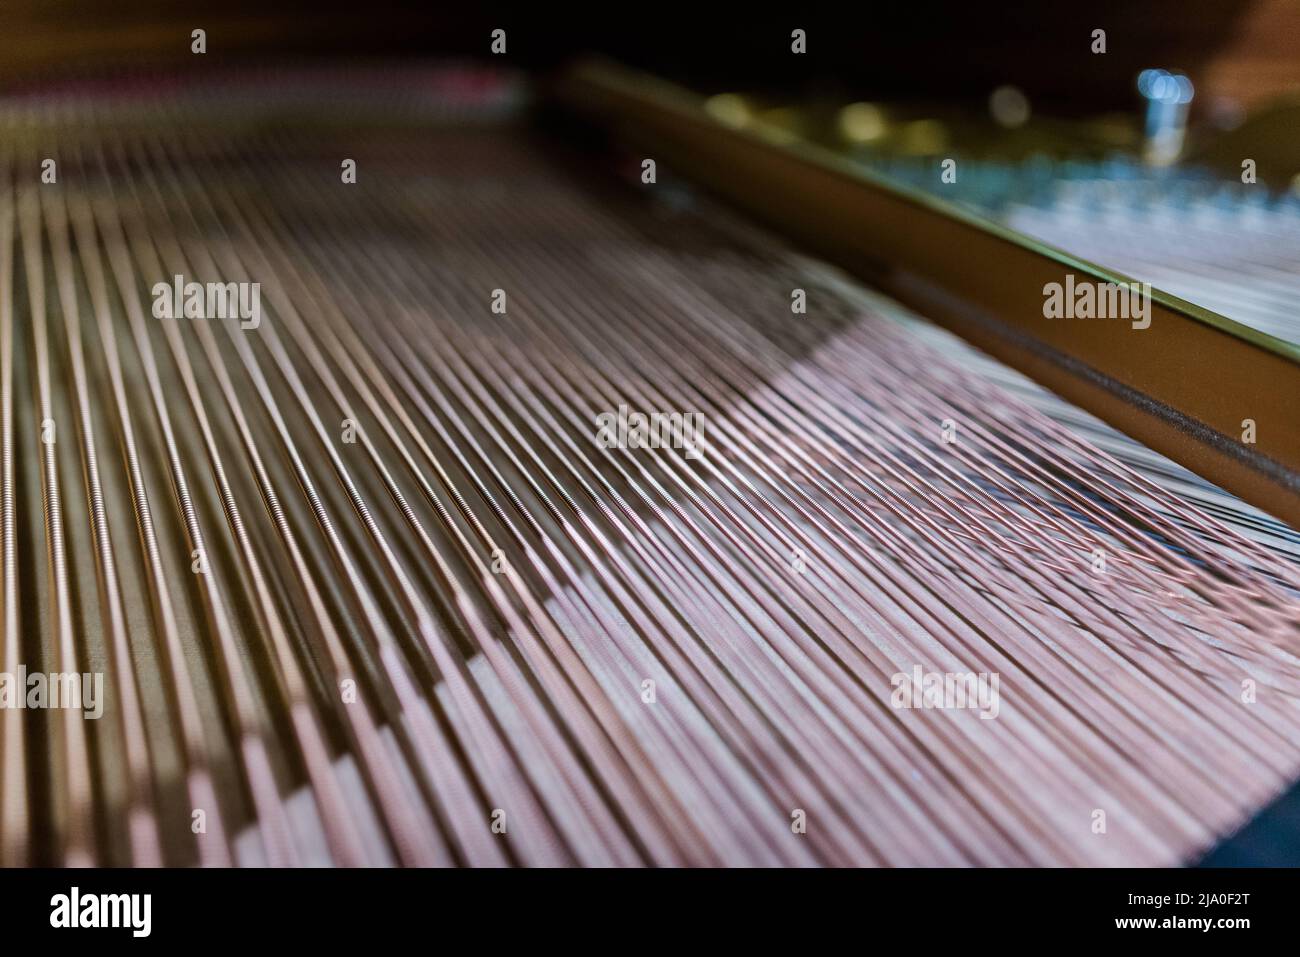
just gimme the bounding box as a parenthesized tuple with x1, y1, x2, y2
(4, 1, 1299, 117)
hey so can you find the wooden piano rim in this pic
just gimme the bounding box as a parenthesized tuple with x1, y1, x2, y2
(554, 57, 1300, 531)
